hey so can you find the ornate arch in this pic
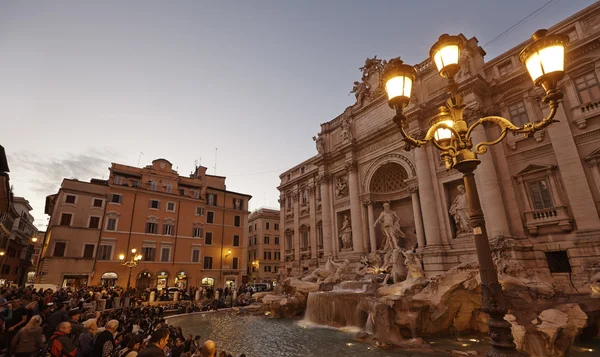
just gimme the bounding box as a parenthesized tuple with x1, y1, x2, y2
(362, 153, 416, 193)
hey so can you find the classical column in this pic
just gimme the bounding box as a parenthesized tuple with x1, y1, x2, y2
(413, 145, 443, 246)
(360, 203, 369, 252)
(469, 125, 510, 238)
(278, 196, 285, 268)
(409, 186, 426, 249)
(366, 201, 377, 253)
(346, 161, 364, 253)
(589, 161, 600, 194)
(546, 106, 600, 230)
(319, 174, 334, 256)
(308, 183, 318, 262)
(292, 188, 301, 263)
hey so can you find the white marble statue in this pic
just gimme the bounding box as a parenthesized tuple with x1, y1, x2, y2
(402, 250, 425, 283)
(339, 215, 353, 250)
(373, 203, 405, 252)
(449, 185, 471, 235)
(335, 176, 348, 197)
(313, 133, 325, 155)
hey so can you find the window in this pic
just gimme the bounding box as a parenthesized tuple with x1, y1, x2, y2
(286, 196, 292, 210)
(113, 176, 124, 185)
(179, 189, 185, 196)
(249, 225, 253, 233)
(146, 222, 158, 234)
(13, 266, 19, 275)
(166, 202, 176, 212)
(264, 236, 270, 244)
(266, 222, 270, 230)
(274, 266, 279, 273)
(317, 226, 323, 246)
(498, 60, 513, 76)
(207, 193, 216, 206)
(1, 265, 9, 274)
(149, 200, 160, 209)
(508, 101, 528, 127)
(207, 211, 215, 224)
(233, 198, 243, 210)
(286, 234, 293, 249)
(264, 251, 271, 260)
(132, 180, 141, 188)
(163, 223, 174, 236)
(83, 244, 95, 258)
(193, 191, 200, 199)
(253, 251, 257, 260)
(233, 235, 240, 247)
(301, 166, 305, 174)
(142, 247, 155, 261)
(275, 236, 280, 245)
(545, 251, 571, 273)
(149, 181, 157, 191)
(65, 195, 76, 204)
(302, 231, 309, 248)
(574, 72, 600, 104)
(264, 265, 271, 272)
(93, 199, 103, 208)
(205, 232, 213, 245)
(196, 206, 204, 216)
(53, 242, 66, 257)
(204, 256, 213, 269)
(160, 247, 171, 262)
(253, 236, 257, 245)
(528, 180, 554, 210)
(88, 216, 100, 229)
(193, 227, 203, 238)
(274, 223, 279, 231)
(302, 189, 308, 203)
(98, 245, 112, 260)
(234, 215, 241, 227)
(59, 213, 72, 226)
(106, 218, 117, 231)
(274, 252, 281, 260)
(192, 249, 200, 263)
(232, 257, 238, 269)
(109, 194, 122, 204)
(165, 183, 172, 194)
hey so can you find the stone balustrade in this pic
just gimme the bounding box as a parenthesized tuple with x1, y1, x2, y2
(524, 205, 573, 235)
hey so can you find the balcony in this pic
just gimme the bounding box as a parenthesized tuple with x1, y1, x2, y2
(572, 100, 600, 129)
(285, 249, 295, 261)
(524, 206, 572, 236)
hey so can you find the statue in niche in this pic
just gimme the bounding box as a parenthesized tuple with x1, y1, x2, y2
(340, 117, 354, 141)
(339, 215, 353, 251)
(335, 176, 348, 197)
(312, 133, 325, 155)
(373, 203, 406, 252)
(449, 185, 471, 236)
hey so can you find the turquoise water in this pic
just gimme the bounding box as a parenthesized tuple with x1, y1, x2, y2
(167, 312, 600, 357)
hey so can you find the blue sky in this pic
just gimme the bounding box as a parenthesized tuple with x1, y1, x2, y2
(0, 0, 595, 228)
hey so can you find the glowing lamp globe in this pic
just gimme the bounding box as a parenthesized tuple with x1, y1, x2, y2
(383, 57, 417, 112)
(430, 34, 462, 79)
(432, 107, 455, 143)
(519, 29, 569, 94)
(119, 254, 125, 261)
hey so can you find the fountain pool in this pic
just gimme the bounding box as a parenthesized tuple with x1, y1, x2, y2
(167, 312, 600, 357)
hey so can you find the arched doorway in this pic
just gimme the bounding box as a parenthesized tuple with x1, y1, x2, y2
(201, 277, 215, 288)
(100, 272, 118, 287)
(175, 271, 188, 290)
(137, 271, 152, 290)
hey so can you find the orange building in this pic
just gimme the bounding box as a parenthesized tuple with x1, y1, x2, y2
(40, 158, 251, 290)
(247, 208, 281, 285)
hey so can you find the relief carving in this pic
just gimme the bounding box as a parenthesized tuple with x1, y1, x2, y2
(335, 176, 348, 198)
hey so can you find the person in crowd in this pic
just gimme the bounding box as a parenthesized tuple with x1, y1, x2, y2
(92, 319, 118, 357)
(119, 334, 142, 357)
(47, 302, 69, 334)
(50, 322, 77, 357)
(170, 338, 184, 357)
(76, 318, 97, 357)
(10, 314, 44, 357)
(138, 328, 169, 357)
(183, 334, 192, 353)
(200, 340, 216, 357)
(68, 309, 84, 337)
(189, 336, 201, 355)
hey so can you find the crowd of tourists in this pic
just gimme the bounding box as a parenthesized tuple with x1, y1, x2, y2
(0, 285, 253, 357)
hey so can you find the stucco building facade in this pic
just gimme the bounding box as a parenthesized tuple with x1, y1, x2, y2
(278, 3, 600, 284)
(39, 158, 251, 290)
(247, 208, 281, 284)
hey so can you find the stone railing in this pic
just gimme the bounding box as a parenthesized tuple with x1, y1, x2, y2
(285, 249, 295, 256)
(524, 205, 572, 235)
(573, 100, 600, 129)
(300, 246, 310, 254)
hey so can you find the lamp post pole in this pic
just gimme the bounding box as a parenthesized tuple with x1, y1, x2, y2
(382, 29, 569, 357)
(120, 248, 142, 290)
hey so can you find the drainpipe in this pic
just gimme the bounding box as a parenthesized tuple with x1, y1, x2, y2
(91, 191, 110, 282)
(172, 199, 182, 287)
(219, 192, 227, 288)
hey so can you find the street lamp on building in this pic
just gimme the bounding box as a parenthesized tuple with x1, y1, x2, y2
(31, 237, 37, 243)
(119, 248, 142, 289)
(382, 29, 568, 357)
(252, 260, 260, 283)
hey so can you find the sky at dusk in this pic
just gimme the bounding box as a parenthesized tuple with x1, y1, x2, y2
(0, 0, 595, 229)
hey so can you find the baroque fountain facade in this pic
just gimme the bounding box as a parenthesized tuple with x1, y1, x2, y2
(253, 4, 600, 357)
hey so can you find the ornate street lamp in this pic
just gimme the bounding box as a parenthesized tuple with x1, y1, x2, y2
(120, 248, 142, 289)
(383, 29, 569, 357)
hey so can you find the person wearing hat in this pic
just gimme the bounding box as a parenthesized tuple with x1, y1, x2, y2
(68, 308, 84, 336)
(47, 302, 69, 334)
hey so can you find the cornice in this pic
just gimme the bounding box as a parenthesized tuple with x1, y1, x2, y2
(505, 143, 554, 163)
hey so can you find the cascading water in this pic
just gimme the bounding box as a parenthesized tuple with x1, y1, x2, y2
(304, 287, 370, 328)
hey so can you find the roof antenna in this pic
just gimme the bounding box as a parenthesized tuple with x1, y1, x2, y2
(214, 148, 218, 175)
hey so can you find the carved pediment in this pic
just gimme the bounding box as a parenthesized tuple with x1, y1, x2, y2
(514, 164, 556, 177)
(585, 147, 600, 161)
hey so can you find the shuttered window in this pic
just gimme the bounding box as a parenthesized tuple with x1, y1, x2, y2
(528, 180, 553, 210)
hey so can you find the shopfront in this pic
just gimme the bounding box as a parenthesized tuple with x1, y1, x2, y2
(63, 275, 89, 288)
(156, 271, 169, 291)
(201, 277, 215, 288)
(175, 271, 188, 290)
(100, 272, 118, 287)
(137, 271, 152, 290)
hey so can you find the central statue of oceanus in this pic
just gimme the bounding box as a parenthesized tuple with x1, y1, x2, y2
(373, 202, 405, 252)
